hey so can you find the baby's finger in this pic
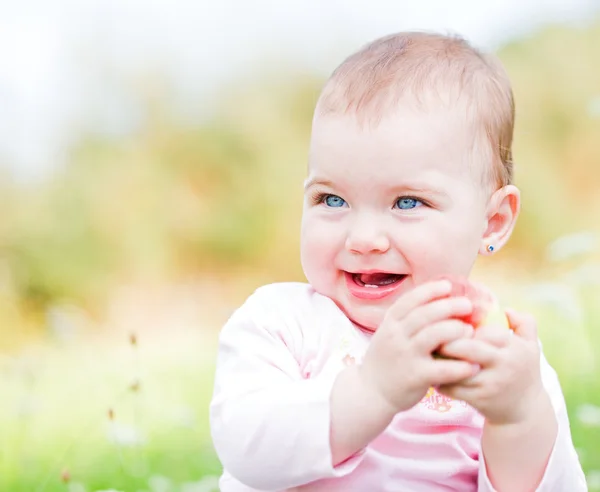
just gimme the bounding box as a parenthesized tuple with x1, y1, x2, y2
(425, 359, 479, 386)
(473, 324, 513, 348)
(386, 279, 453, 320)
(505, 309, 538, 341)
(438, 338, 499, 366)
(413, 319, 473, 353)
(437, 383, 476, 402)
(402, 297, 472, 336)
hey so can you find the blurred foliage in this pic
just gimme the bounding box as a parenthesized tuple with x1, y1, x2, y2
(502, 21, 600, 260)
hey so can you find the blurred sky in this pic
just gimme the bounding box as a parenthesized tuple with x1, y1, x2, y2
(1, 0, 599, 181)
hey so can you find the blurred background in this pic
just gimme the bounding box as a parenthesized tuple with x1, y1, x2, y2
(1, 1, 600, 491)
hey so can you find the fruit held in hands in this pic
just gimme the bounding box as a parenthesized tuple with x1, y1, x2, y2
(433, 275, 511, 358)
(437, 275, 499, 329)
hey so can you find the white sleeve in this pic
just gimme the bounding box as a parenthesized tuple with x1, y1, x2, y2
(477, 347, 587, 491)
(209, 294, 364, 490)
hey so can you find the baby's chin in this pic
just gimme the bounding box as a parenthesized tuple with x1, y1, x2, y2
(344, 305, 387, 334)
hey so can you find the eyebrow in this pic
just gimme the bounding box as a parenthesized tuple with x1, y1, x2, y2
(303, 177, 334, 191)
(393, 184, 448, 197)
(304, 177, 448, 198)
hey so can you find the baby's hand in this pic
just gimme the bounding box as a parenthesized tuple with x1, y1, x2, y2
(357, 279, 479, 415)
(436, 309, 547, 425)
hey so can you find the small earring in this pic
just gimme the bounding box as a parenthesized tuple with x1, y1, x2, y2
(486, 244, 495, 253)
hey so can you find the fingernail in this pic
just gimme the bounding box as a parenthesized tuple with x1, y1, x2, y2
(440, 279, 452, 291)
(471, 364, 480, 375)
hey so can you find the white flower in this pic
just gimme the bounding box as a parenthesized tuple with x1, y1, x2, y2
(68, 483, 88, 492)
(169, 405, 196, 428)
(565, 263, 600, 286)
(106, 422, 146, 447)
(546, 231, 598, 262)
(148, 474, 173, 492)
(587, 470, 600, 490)
(587, 95, 600, 119)
(46, 303, 89, 344)
(180, 476, 220, 492)
(14, 394, 41, 418)
(576, 403, 600, 427)
(525, 282, 583, 321)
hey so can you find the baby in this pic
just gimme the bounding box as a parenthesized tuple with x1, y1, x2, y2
(209, 32, 587, 491)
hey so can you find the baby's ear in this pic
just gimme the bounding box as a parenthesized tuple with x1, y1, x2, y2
(479, 185, 520, 255)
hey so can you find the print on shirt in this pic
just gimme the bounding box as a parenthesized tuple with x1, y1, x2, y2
(342, 353, 356, 366)
(420, 386, 468, 413)
(338, 333, 362, 368)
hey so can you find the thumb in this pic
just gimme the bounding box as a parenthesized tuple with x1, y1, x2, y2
(505, 308, 538, 341)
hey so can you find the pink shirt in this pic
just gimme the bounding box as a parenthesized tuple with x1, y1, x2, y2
(209, 283, 587, 491)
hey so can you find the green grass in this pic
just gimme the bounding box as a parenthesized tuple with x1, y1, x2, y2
(1, 273, 599, 491)
(0, 331, 222, 492)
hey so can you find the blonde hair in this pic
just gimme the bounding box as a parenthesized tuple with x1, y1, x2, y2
(315, 31, 515, 188)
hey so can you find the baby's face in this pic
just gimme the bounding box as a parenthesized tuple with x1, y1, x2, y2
(301, 105, 493, 332)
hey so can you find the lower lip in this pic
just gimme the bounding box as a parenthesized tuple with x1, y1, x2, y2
(344, 272, 407, 300)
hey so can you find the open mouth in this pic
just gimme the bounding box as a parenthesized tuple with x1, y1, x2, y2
(344, 271, 408, 300)
(352, 272, 406, 288)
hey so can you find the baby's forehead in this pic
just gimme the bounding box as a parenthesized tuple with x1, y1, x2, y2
(312, 97, 476, 144)
(308, 110, 491, 193)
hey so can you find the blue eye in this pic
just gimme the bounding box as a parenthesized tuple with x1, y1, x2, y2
(324, 194, 347, 208)
(395, 197, 423, 210)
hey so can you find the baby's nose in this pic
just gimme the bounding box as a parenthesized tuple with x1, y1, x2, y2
(345, 222, 390, 254)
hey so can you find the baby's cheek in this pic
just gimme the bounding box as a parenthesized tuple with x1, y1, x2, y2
(303, 230, 331, 261)
(407, 240, 450, 272)
(405, 233, 476, 282)
(301, 227, 338, 285)
(309, 222, 341, 253)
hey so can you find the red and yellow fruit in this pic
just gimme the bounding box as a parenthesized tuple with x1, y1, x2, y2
(436, 275, 508, 329)
(432, 275, 511, 358)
